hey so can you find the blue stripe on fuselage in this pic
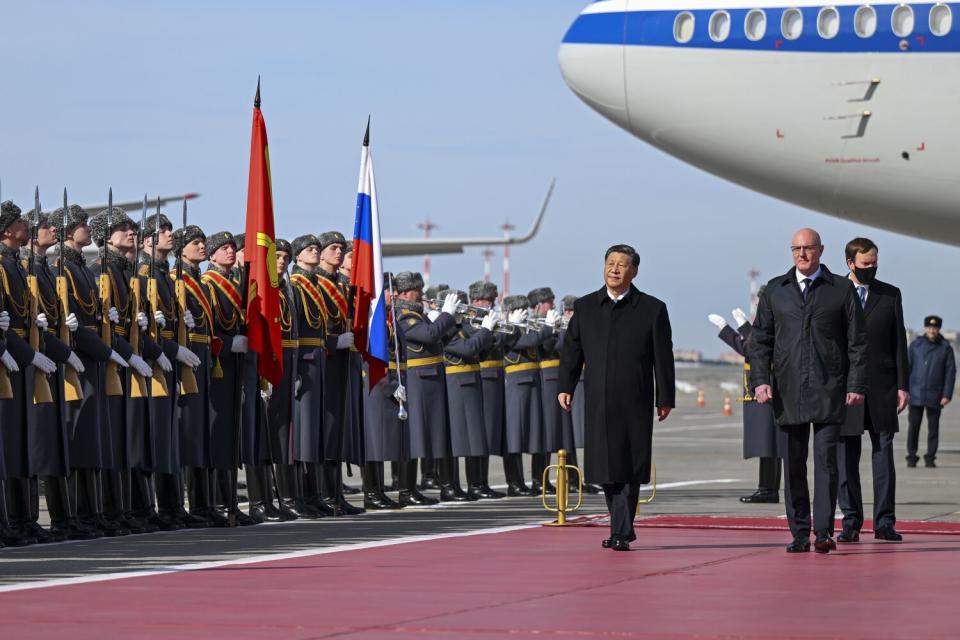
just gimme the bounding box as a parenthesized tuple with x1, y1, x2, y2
(562, 3, 960, 52)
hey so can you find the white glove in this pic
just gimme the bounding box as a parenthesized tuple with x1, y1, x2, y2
(261, 381, 273, 401)
(156, 353, 173, 373)
(393, 384, 407, 403)
(732, 308, 748, 327)
(36, 313, 49, 331)
(440, 293, 459, 316)
(0, 310, 10, 332)
(427, 310, 441, 322)
(295, 377, 302, 395)
(154, 310, 166, 330)
(336, 332, 354, 350)
(481, 310, 499, 332)
(108, 306, 119, 324)
(175, 345, 201, 368)
(65, 312, 79, 333)
(109, 350, 129, 368)
(708, 314, 727, 329)
(183, 309, 196, 330)
(508, 309, 524, 325)
(137, 312, 149, 330)
(128, 354, 153, 378)
(230, 335, 249, 354)
(544, 309, 562, 328)
(31, 352, 56, 374)
(0, 350, 19, 373)
(67, 352, 86, 374)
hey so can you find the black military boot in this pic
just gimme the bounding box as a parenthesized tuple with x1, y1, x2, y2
(398, 460, 439, 506)
(418, 458, 441, 491)
(48, 476, 97, 541)
(386, 461, 400, 491)
(529, 453, 555, 496)
(303, 463, 335, 516)
(245, 464, 267, 524)
(363, 462, 402, 510)
(321, 462, 365, 516)
(476, 456, 505, 499)
(439, 457, 476, 502)
(272, 464, 300, 521)
(0, 483, 35, 546)
(504, 453, 532, 496)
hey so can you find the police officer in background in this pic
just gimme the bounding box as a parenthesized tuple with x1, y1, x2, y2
(528, 288, 563, 495)
(906, 315, 956, 468)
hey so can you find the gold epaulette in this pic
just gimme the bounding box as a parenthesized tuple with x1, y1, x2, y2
(138, 264, 150, 277)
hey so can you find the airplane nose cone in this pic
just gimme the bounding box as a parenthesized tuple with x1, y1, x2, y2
(558, 6, 629, 130)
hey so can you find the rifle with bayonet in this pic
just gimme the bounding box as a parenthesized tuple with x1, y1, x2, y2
(100, 189, 123, 396)
(28, 187, 53, 404)
(145, 196, 168, 397)
(175, 199, 198, 395)
(58, 188, 83, 402)
(128, 197, 149, 398)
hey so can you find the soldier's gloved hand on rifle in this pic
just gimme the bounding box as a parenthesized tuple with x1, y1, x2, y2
(481, 310, 499, 332)
(295, 376, 302, 395)
(108, 306, 120, 324)
(175, 346, 201, 368)
(108, 351, 129, 368)
(137, 312, 149, 331)
(65, 312, 79, 333)
(31, 352, 56, 374)
(0, 350, 19, 373)
(35, 313, 49, 331)
(708, 314, 727, 329)
(128, 354, 153, 378)
(427, 310, 441, 322)
(732, 308, 748, 327)
(508, 309, 527, 325)
(183, 309, 196, 330)
(156, 353, 173, 373)
(336, 332, 355, 350)
(544, 309, 562, 328)
(441, 293, 459, 316)
(154, 311, 166, 330)
(0, 311, 10, 332)
(230, 335, 249, 354)
(67, 352, 85, 374)
(261, 381, 273, 402)
(393, 384, 407, 404)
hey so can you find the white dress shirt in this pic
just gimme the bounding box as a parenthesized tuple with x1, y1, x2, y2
(796, 266, 822, 294)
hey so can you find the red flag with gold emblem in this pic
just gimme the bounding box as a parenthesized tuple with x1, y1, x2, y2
(243, 78, 283, 385)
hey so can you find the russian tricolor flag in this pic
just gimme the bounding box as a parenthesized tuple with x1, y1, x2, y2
(351, 119, 389, 388)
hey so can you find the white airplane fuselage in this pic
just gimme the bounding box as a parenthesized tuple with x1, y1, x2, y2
(559, 0, 960, 243)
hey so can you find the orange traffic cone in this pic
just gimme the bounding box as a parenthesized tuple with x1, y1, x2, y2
(697, 388, 705, 408)
(723, 396, 733, 416)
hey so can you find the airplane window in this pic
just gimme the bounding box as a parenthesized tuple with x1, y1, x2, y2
(892, 4, 914, 37)
(818, 7, 840, 38)
(745, 9, 767, 41)
(854, 5, 877, 37)
(781, 8, 803, 39)
(674, 11, 695, 43)
(710, 10, 731, 42)
(930, 3, 952, 35)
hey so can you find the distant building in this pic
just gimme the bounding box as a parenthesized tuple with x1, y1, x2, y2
(674, 349, 703, 363)
(716, 351, 744, 365)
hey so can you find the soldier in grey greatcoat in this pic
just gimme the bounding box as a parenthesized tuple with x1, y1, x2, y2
(528, 287, 563, 495)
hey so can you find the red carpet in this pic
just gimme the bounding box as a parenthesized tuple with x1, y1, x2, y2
(565, 514, 960, 535)
(3, 524, 959, 639)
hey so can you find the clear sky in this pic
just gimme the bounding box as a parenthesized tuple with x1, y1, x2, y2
(2, 1, 955, 356)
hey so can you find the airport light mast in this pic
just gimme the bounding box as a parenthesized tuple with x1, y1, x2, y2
(500, 220, 515, 301)
(482, 248, 494, 283)
(417, 218, 438, 286)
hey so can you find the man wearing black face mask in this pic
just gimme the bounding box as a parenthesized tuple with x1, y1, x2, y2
(837, 237, 909, 543)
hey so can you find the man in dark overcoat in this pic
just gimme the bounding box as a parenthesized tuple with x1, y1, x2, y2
(749, 228, 867, 554)
(559, 244, 675, 551)
(906, 315, 956, 468)
(837, 238, 909, 543)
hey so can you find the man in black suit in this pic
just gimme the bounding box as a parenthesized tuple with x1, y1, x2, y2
(837, 238, 908, 543)
(558, 244, 675, 552)
(749, 228, 867, 554)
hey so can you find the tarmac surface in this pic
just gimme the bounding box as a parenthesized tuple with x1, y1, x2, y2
(1, 363, 958, 638)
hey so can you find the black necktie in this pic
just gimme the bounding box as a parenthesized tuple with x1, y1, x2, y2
(802, 278, 812, 301)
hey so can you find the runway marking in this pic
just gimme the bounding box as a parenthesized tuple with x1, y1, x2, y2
(656, 422, 740, 434)
(0, 523, 540, 594)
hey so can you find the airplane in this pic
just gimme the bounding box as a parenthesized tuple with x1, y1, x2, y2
(58, 178, 553, 260)
(557, 0, 960, 244)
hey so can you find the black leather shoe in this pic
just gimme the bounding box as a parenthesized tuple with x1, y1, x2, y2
(323, 495, 365, 516)
(786, 535, 810, 553)
(814, 535, 837, 554)
(739, 490, 779, 504)
(0, 524, 35, 547)
(153, 512, 183, 532)
(418, 475, 441, 491)
(291, 498, 323, 519)
(247, 504, 267, 524)
(398, 489, 439, 506)
(439, 485, 477, 502)
(276, 503, 300, 521)
(583, 483, 603, 495)
(469, 484, 506, 500)
(906, 456, 918, 468)
(25, 522, 63, 544)
(529, 481, 543, 496)
(602, 537, 613, 548)
(837, 528, 860, 543)
(341, 482, 362, 495)
(506, 482, 532, 497)
(96, 516, 131, 537)
(364, 491, 403, 510)
(539, 481, 557, 496)
(262, 502, 284, 521)
(234, 509, 257, 526)
(120, 515, 149, 535)
(603, 532, 636, 548)
(183, 511, 213, 528)
(924, 458, 936, 468)
(874, 526, 903, 541)
(50, 520, 98, 541)
(612, 536, 630, 551)
(206, 508, 231, 528)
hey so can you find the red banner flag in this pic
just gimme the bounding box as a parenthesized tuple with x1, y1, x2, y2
(243, 79, 283, 385)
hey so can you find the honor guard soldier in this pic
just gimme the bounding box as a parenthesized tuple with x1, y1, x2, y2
(444, 288, 500, 501)
(58, 205, 123, 536)
(709, 304, 782, 504)
(416, 283, 450, 489)
(265, 239, 302, 520)
(314, 231, 362, 515)
(90, 207, 156, 534)
(173, 224, 220, 527)
(501, 294, 552, 496)
(468, 280, 513, 499)
(203, 231, 255, 525)
(340, 241, 352, 280)
(360, 271, 407, 509)
(289, 234, 333, 517)
(141, 212, 201, 528)
(393, 272, 460, 505)
(528, 288, 563, 495)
